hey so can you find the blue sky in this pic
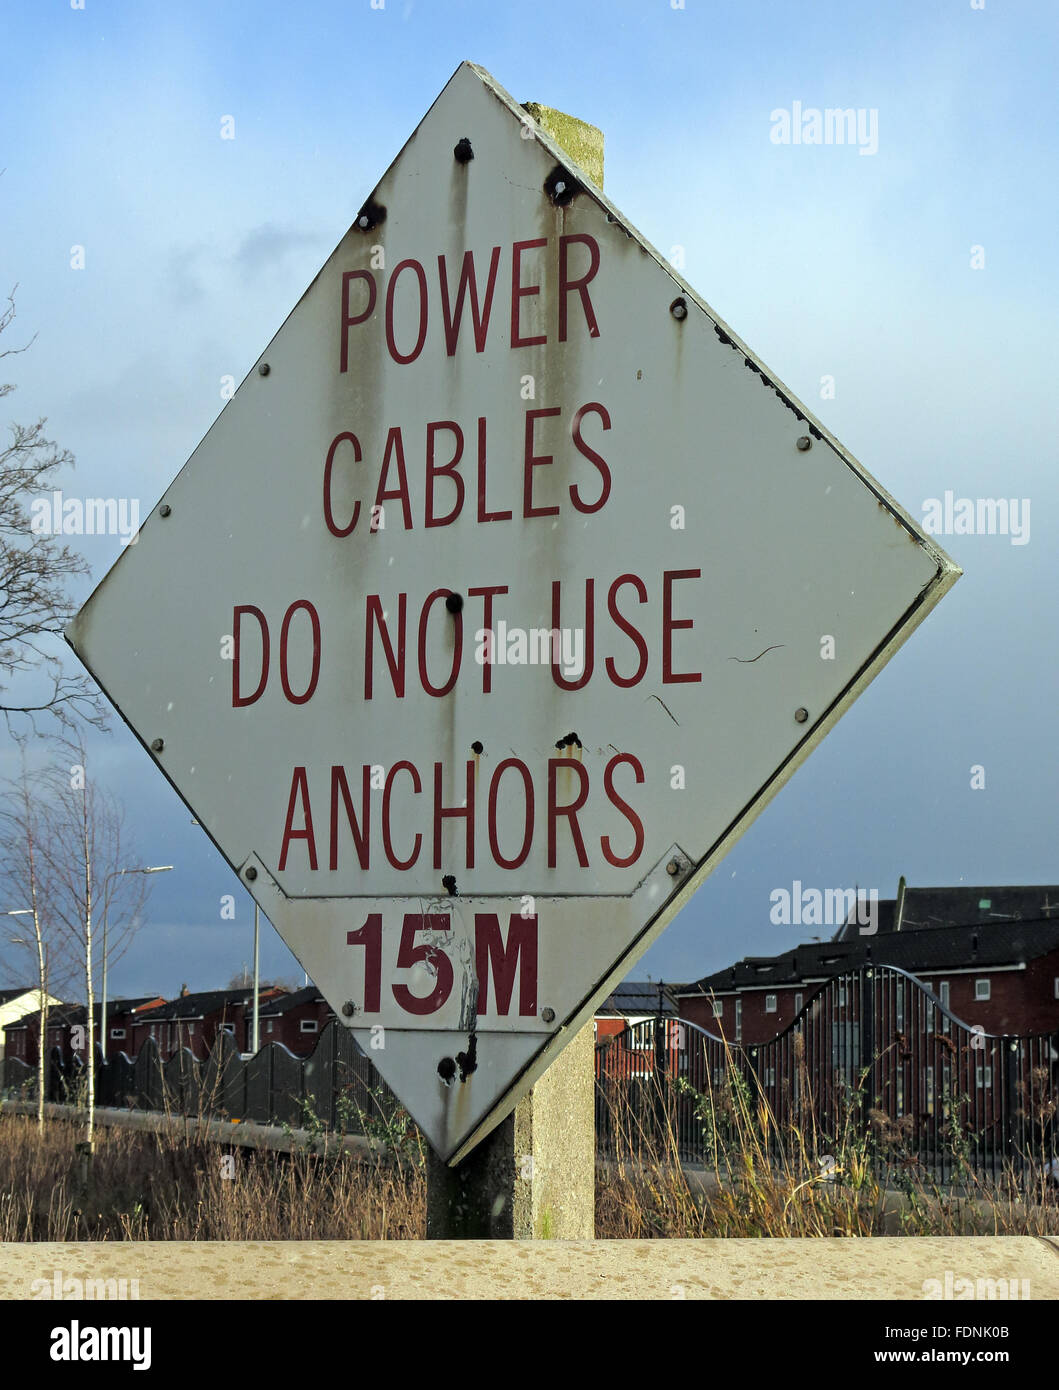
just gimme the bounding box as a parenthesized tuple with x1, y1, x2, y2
(1, 0, 1056, 999)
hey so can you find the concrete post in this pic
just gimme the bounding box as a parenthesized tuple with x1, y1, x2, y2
(426, 103, 603, 1241)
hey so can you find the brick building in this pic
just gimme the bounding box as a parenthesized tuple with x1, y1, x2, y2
(130, 987, 286, 1060)
(676, 883, 1059, 1042)
(257, 987, 335, 1055)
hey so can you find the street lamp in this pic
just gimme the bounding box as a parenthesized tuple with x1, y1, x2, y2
(99, 866, 173, 1053)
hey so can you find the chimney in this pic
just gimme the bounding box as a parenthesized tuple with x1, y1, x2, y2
(180, 982, 189, 997)
(894, 875, 907, 933)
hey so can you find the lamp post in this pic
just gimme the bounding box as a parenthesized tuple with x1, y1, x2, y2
(99, 866, 173, 1055)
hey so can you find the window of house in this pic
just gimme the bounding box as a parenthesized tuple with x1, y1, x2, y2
(1054, 976, 1059, 1000)
(300, 1019, 319, 1033)
(711, 999, 723, 1018)
(267, 1020, 274, 1033)
(938, 981, 950, 1033)
(734, 997, 742, 1042)
(765, 1066, 776, 1086)
(794, 992, 803, 1015)
(837, 984, 846, 1007)
(765, 994, 777, 1013)
(975, 979, 991, 1001)
(187, 1023, 195, 1034)
(976, 1065, 992, 1089)
(895, 984, 904, 1030)
(925, 1065, 934, 1116)
(110, 1027, 125, 1040)
(218, 1023, 235, 1035)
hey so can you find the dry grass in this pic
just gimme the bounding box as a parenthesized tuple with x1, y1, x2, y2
(2, 1038, 1057, 1240)
(595, 1036, 1059, 1238)
(0, 1114, 425, 1241)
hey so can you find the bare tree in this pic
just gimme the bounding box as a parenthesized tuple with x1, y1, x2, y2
(0, 289, 106, 732)
(34, 736, 151, 1149)
(0, 754, 75, 1130)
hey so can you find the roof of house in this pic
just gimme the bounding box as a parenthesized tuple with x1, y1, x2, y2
(3, 1002, 81, 1032)
(134, 987, 285, 1023)
(596, 981, 677, 1016)
(834, 884, 1059, 941)
(61, 997, 165, 1027)
(258, 986, 331, 1018)
(677, 918, 1059, 997)
(0, 987, 41, 1005)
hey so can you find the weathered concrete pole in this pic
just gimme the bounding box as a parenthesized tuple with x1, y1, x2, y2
(425, 103, 603, 1240)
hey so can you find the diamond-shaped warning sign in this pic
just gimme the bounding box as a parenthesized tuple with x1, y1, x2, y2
(68, 62, 958, 1162)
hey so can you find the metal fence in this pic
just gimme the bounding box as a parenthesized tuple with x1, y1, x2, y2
(6, 965, 1057, 1186)
(2, 1020, 403, 1136)
(595, 965, 1059, 1188)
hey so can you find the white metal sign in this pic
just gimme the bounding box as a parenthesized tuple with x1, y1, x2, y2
(68, 62, 958, 1162)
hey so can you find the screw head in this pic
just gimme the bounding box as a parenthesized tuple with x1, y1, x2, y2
(796, 435, 812, 451)
(453, 137, 473, 163)
(342, 1001, 356, 1018)
(794, 707, 809, 724)
(244, 866, 257, 881)
(158, 504, 171, 518)
(670, 297, 688, 320)
(666, 859, 682, 877)
(150, 738, 164, 752)
(445, 592, 464, 614)
(471, 740, 484, 755)
(258, 362, 270, 376)
(541, 1007, 556, 1024)
(357, 214, 369, 228)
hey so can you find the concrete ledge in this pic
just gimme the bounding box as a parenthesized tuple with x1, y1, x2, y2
(2, 1237, 1058, 1300)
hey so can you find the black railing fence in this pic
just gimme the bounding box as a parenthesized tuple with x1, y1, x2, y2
(2, 1021, 403, 1138)
(5, 967, 1057, 1186)
(595, 966, 1059, 1187)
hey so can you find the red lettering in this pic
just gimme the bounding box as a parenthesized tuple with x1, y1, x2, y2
(467, 584, 508, 694)
(601, 753, 645, 867)
(569, 402, 611, 513)
(364, 593, 406, 699)
(418, 589, 462, 697)
(487, 758, 534, 869)
(382, 761, 422, 869)
(476, 415, 511, 523)
(475, 913, 538, 1016)
(605, 575, 648, 687)
(374, 426, 413, 530)
(433, 760, 475, 869)
(547, 757, 590, 868)
(392, 914, 453, 1015)
(438, 247, 501, 355)
(551, 578, 594, 691)
(279, 600, 321, 705)
(340, 270, 376, 373)
(347, 913, 382, 1012)
(510, 238, 547, 348)
(662, 569, 702, 684)
(323, 431, 362, 537)
(330, 765, 371, 871)
(424, 420, 465, 528)
(558, 233, 600, 341)
(279, 766, 318, 871)
(523, 407, 562, 518)
(232, 605, 269, 708)
(384, 259, 428, 364)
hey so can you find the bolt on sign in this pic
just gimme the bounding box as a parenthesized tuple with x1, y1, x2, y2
(67, 62, 959, 1163)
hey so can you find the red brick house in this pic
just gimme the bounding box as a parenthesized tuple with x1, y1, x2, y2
(130, 987, 286, 1061)
(4, 997, 164, 1066)
(594, 981, 681, 1078)
(676, 883, 1059, 1042)
(257, 987, 336, 1056)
